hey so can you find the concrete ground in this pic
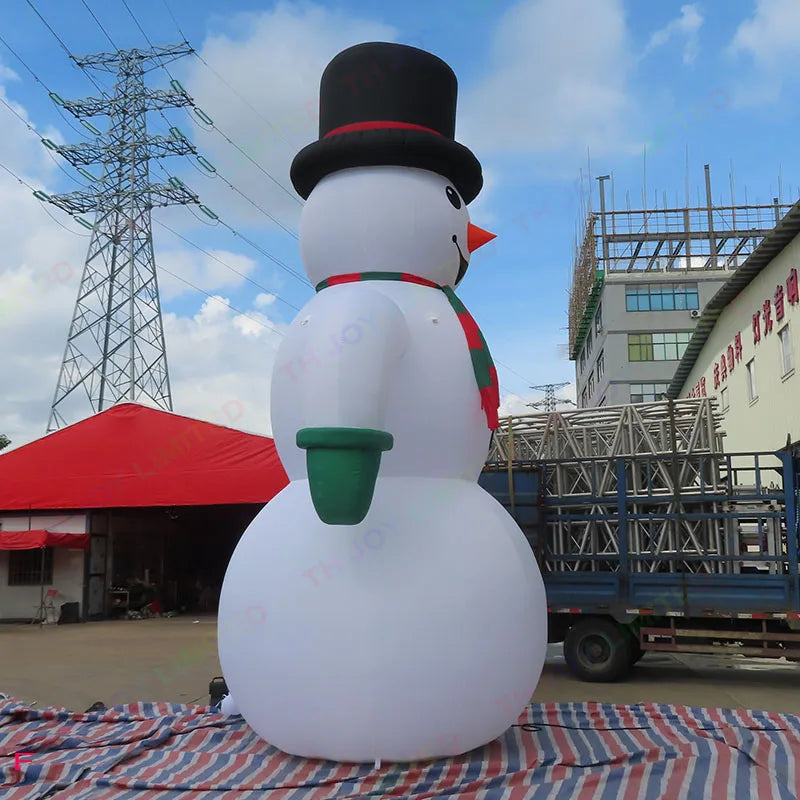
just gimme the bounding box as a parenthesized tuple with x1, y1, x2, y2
(2, 616, 800, 715)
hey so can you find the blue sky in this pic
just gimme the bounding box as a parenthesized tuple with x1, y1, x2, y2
(1, 0, 799, 444)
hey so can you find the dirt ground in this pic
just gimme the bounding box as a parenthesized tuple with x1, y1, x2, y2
(2, 616, 800, 714)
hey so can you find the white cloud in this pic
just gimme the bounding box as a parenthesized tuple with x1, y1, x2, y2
(164, 296, 286, 435)
(727, 0, 800, 104)
(254, 292, 277, 308)
(642, 4, 703, 65)
(461, 0, 635, 159)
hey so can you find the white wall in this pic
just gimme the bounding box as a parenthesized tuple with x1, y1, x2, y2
(680, 233, 800, 453)
(0, 513, 87, 620)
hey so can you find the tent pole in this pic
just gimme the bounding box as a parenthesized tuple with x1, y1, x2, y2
(39, 546, 45, 628)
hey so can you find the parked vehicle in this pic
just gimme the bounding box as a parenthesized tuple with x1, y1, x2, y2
(480, 405, 800, 682)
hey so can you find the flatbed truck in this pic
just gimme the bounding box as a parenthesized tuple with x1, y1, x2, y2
(480, 445, 800, 682)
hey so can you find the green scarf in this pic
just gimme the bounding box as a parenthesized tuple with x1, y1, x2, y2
(315, 271, 499, 430)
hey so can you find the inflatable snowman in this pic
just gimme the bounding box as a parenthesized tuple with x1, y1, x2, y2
(218, 41, 547, 763)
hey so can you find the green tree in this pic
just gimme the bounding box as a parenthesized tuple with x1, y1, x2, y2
(0, 434, 10, 451)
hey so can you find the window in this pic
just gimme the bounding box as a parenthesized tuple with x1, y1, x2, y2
(626, 283, 699, 312)
(581, 387, 587, 407)
(720, 387, 729, 412)
(630, 382, 670, 403)
(587, 371, 595, 398)
(579, 347, 587, 372)
(746, 358, 757, 402)
(9, 547, 53, 586)
(779, 325, 793, 375)
(628, 332, 691, 362)
(596, 349, 605, 380)
(585, 328, 593, 356)
(628, 333, 653, 362)
(594, 304, 603, 335)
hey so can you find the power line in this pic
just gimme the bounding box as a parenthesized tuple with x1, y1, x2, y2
(80, 0, 118, 50)
(150, 160, 306, 288)
(157, 261, 286, 339)
(191, 50, 291, 146)
(0, 31, 90, 139)
(216, 216, 310, 287)
(0, 152, 283, 337)
(161, 0, 188, 41)
(153, 218, 302, 313)
(25, 0, 73, 60)
(26, 0, 115, 102)
(120, 0, 152, 50)
(0, 93, 92, 188)
(90, 3, 300, 236)
(115, 0, 299, 204)
(0, 157, 90, 237)
(199, 114, 301, 205)
(1, 15, 306, 308)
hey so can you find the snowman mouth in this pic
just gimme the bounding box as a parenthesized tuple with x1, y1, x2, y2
(452, 235, 469, 285)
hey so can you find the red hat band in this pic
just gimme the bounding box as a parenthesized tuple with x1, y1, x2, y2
(325, 120, 442, 138)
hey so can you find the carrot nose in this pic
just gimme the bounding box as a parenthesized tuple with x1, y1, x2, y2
(467, 223, 496, 252)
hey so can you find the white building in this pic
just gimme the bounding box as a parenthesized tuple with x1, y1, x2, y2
(668, 202, 800, 453)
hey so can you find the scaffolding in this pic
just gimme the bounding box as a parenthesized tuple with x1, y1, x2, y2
(568, 165, 795, 358)
(486, 400, 785, 577)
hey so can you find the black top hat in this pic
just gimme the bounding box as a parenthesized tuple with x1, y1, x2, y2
(290, 42, 483, 203)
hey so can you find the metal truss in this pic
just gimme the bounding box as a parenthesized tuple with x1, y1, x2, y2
(47, 44, 198, 432)
(488, 400, 788, 577)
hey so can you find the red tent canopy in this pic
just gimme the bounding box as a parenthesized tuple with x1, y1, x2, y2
(0, 403, 289, 511)
(0, 530, 90, 550)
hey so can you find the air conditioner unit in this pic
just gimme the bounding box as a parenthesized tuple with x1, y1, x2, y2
(689, 309, 701, 319)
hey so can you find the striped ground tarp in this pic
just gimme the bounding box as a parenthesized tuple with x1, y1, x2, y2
(2, 698, 800, 799)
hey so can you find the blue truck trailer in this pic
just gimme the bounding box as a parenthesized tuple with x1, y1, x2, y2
(479, 407, 800, 682)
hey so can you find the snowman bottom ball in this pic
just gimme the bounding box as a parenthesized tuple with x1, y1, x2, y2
(218, 476, 547, 762)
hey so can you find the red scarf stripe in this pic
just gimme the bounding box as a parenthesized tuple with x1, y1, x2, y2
(480, 386, 499, 430)
(325, 272, 363, 287)
(400, 272, 439, 288)
(488, 365, 500, 411)
(457, 311, 484, 351)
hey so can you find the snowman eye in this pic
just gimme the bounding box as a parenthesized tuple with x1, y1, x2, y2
(445, 186, 462, 209)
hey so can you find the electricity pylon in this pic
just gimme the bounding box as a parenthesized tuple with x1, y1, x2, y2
(46, 44, 198, 432)
(528, 382, 575, 412)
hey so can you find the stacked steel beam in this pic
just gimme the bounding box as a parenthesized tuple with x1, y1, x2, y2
(487, 400, 782, 576)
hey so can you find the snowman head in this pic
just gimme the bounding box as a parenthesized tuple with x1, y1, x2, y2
(300, 165, 494, 288)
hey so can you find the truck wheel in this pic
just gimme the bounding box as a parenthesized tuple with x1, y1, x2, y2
(564, 618, 632, 682)
(629, 640, 645, 665)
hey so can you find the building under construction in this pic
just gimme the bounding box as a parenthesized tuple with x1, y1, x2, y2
(569, 165, 794, 408)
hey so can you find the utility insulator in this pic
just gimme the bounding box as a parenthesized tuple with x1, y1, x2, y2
(169, 126, 188, 141)
(76, 217, 93, 229)
(48, 91, 66, 106)
(199, 204, 219, 220)
(197, 155, 217, 174)
(33, 189, 51, 201)
(81, 119, 102, 135)
(193, 107, 213, 125)
(41, 138, 58, 151)
(77, 167, 96, 181)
